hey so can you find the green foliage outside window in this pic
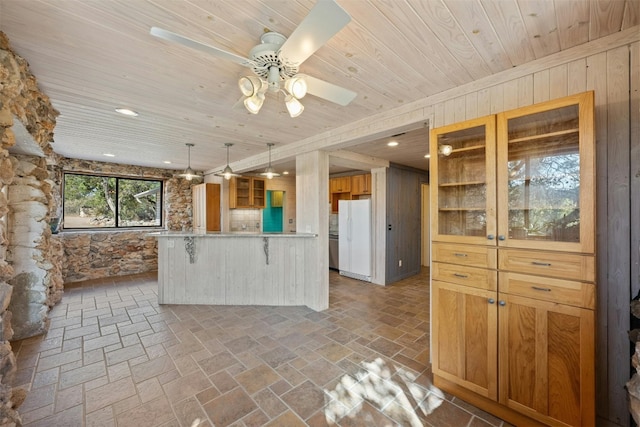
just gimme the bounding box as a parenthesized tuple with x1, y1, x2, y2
(63, 173, 162, 229)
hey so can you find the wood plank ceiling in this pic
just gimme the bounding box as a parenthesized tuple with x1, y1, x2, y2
(0, 0, 637, 174)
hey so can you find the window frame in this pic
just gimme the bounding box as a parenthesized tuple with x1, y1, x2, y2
(62, 172, 164, 231)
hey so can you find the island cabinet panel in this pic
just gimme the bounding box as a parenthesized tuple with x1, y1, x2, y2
(430, 91, 595, 427)
(154, 233, 319, 309)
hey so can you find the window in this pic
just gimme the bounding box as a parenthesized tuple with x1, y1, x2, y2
(63, 173, 163, 229)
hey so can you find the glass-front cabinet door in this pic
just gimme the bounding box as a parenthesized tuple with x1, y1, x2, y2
(430, 116, 497, 245)
(496, 91, 594, 253)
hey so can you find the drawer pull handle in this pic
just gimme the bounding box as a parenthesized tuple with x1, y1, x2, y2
(532, 286, 552, 292)
(453, 273, 468, 278)
(532, 261, 552, 266)
(454, 253, 468, 257)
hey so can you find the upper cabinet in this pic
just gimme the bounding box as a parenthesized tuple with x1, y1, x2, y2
(497, 92, 595, 253)
(431, 91, 595, 254)
(229, 177, 266, 209)
(351, 174, 372, 196)
(430, 115, 497, 246)
(330, 176, 351, 193)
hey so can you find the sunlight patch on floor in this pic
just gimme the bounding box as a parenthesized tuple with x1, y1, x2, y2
(324, 357, 444, 425)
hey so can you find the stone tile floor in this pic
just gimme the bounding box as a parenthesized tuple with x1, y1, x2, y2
(11, 268, 511, 426)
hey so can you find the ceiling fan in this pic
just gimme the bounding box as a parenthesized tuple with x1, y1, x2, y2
(150, 0, 357, 117)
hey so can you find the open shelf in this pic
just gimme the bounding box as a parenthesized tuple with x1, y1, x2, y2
(508, 128, 578, 144)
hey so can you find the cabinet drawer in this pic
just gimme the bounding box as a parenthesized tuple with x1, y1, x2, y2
(498, 249, 594, 282)
(433, 243, 497, 269)
(432, 262, 497, 291)
(500, 272, 595, 310)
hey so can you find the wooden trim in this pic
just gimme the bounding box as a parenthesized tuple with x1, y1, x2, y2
(606, 45, 632, 424)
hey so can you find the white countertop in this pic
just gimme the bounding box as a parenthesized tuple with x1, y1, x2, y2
(149, 231, 317, 238)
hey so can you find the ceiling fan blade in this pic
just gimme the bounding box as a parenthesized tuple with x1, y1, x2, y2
(305, 75, 356, 106)
(150, 27, 254, 67)
(279, 0, 351, 66)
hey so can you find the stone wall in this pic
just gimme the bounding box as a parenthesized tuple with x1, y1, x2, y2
(1, 31, 58, 426)
(6, 155, 61, 339)
(52, 157, 195, 283)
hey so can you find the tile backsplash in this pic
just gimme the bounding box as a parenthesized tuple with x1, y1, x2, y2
(229, 209, 261, 231)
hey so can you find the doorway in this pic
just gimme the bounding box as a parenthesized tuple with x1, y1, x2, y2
(263, 190, 284, 233)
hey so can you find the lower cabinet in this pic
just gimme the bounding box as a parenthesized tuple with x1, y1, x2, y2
(498, 294, 594, 426)
(432, 244, 595, 427)
(432, 280, 498, 400)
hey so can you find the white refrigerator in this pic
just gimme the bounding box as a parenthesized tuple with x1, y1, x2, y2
(338, 199, 372, 282)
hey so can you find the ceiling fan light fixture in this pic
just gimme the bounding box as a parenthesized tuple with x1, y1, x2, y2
(238, 75, 263, 97)
(285, 95, 304, 118)
(285, 75, 308, 99)
(244, 92, 265, 114)
(259, 143, 280, 179)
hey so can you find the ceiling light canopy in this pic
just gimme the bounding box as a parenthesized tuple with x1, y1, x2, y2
(176, 143, 202, 181)
(260, 143, 280, 179)
(238, 73, 308, 118)
(216, 143, 241, 180)
(115, 107, 139, 117)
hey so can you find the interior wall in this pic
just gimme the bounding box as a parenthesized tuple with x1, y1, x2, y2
(423, 41, 638, 427)
(0, 31, 58, 424)
(385, 165, 428, 284)
(53, 158, 194, 283)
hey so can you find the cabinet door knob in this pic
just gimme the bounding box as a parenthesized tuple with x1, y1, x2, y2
(487, 234, 495, 240)
(498, 235, 506, 241)
(498, 300, 506, 306)
(488, 298, 495, 304)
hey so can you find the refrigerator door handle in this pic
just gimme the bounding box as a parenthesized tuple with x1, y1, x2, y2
(347, 217, 352, 241)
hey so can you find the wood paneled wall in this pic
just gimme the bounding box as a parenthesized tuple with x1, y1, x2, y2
(425, 40, 639, 427)
(385, 165, 428, 284)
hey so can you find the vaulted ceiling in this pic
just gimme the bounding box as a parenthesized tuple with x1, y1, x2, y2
(1, 0, 637, 175)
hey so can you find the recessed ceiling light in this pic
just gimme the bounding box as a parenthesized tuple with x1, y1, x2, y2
(163, 160, 172, 164)
(387, 141, 399, 147)
(115, 108, 139, 117)
(424, 154, 430, 158)
(282, 171, 289, 175)
(103, 153, 115, 157)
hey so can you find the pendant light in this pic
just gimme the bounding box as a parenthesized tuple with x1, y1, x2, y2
(259, 143, 280, 179)
(217, 143, 240, 180)
(176, 143, 202, 181)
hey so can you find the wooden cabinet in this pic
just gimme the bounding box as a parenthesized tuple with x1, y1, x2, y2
(432, 279, 498, 400)
(498, 294, 594, 426)
(192, 183, 220, 232)
(229, 176, 266, 209)
(330, 176, 351, 193)
(430, 91, 595, 427)
(351, 174, 371, 195)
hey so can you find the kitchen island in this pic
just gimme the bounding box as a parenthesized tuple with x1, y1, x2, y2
(151, 231, 324, 310)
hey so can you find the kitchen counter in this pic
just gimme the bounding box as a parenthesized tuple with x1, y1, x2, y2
(150, 231, 316, 238)
(151, 231, 325, 310)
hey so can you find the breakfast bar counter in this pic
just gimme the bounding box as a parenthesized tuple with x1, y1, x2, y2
(151, 231, 324, 309)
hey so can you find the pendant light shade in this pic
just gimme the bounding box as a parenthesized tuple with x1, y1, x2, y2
(216, 143, 240, 180)
(260, 143, 280, 179)
(176, 143, 202, 181)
